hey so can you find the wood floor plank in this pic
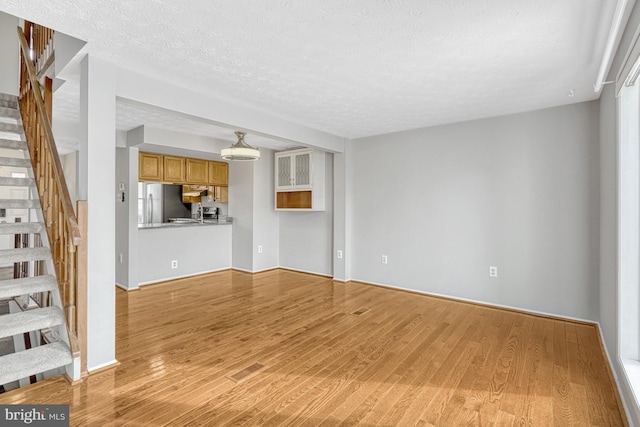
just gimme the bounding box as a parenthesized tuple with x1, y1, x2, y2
(0, 269, 627, 426)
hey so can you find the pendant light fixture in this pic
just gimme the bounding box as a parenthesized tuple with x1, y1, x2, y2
(221, 131, 260, 161)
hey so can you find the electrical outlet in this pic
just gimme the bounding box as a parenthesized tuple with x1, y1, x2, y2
(489, 266, 498, 277)
(382, 255, 388, 264)
(337, 250, 343, 259)
(171, 260, 178, 269)
(258, 245, 263, 253)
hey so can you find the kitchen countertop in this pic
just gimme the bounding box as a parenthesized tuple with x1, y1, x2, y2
(138, 218, 234, 229)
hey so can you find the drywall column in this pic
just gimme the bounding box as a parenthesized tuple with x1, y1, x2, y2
(252, 149, 279, 271)
(115, 147, 139, 289)
(0, 12, 18, 96)
(79, 55, 117, 371)
(333, 141, 352, 281)
(230, 161, 254, 271)
(229, 150, 280, 272)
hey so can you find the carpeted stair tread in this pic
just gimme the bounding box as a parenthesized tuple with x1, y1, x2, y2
(0, 306, 64, 340)
(0, 106, 20, 120)
(0, 199, 39, 209)
(0, 123, 21, 134)
(0, 275, 57, 300)
(0, 341, 71, 385)
(0, 247, 51, 264)
(0, 222, 44, 235)
(0, 94, 17, 103)
(0, 100, 17, 109)
(0, 157, 30, 167)
(0, 177, 34, 187)
(0, 139, 27, 150)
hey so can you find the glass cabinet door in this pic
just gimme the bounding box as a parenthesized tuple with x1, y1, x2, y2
(277, 155, 292, 189)
(293, 152, 311, 188)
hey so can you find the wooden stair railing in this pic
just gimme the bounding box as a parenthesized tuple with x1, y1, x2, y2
(16, 23, 85, 367)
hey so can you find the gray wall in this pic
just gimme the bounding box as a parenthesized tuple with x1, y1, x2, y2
(253, 150, 279, 271)
(229, 149, 281, 272)
(137, 225, 232, 285)
(229, 161, 254, 271)
(0, 12, 18, 96)
(351, 102, 600, 321)
(114, 146, 139, 290)
(279, 154, 334, 276)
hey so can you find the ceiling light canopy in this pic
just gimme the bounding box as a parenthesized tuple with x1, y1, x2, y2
(221, 131, 260, 161)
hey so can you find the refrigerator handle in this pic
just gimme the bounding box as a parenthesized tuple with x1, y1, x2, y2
(147, 193, 153, 224)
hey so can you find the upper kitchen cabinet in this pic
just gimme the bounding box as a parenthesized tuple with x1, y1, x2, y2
(274, 148, 325, 211)
(208, 161, 228, 186)
(163, 155, 186, 183)
(210, 185, 228, 203)
(275, 150, 312, 191)
(139, 152, 164, 181)
(186, 158, 208, 184)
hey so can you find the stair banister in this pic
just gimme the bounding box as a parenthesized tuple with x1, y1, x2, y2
(16, 27, 80, 245)
(16, 24, 83, 363)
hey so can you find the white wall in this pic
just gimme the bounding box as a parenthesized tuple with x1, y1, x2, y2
(0, 12, 18, 96)
(350, 102, 600, 321)
(279, 155, 334, 276)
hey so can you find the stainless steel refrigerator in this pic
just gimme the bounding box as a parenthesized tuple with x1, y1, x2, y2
(139, 182, 163, 224)
(138, 183, 192, 224)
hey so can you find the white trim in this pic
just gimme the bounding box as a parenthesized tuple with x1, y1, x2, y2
(350, 277, 597, 324)
(621, 358, 640, 424)
(597, 324, 635, 425)
(233, 265, 333, 277)
(617, 12, 640, 95)
(114, 282, 130, 291)
(596, 0, 634, 92)
(137, 267, 231, 286)
(278, 266, 333, 278)
(87, 359, 118, 373)
(230, 267, 256, 274)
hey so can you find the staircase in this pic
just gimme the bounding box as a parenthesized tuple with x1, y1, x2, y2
(0, 92, 72, 388)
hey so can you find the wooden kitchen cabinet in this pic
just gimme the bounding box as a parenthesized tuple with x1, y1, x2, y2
(208, 161, 228, 186)
(139, 152, 164, 181)
(139, 154, 230, 207)
(186, 158, 208, 184)
(210, 186, 228, 203)
(163, 156, 185, 183)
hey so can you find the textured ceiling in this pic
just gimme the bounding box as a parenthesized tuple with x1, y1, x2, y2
(0, 0, 618, 142)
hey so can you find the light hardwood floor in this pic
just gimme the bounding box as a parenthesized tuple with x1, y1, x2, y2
(0, 269, 627, 426)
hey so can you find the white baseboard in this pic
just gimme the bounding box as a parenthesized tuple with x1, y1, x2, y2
(349, 277, 597, 325)
(596, 324, 638, 426)
(87, 359, 118, 373)
(137, 267, 231, 287)
(232, 265, 332, 277)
